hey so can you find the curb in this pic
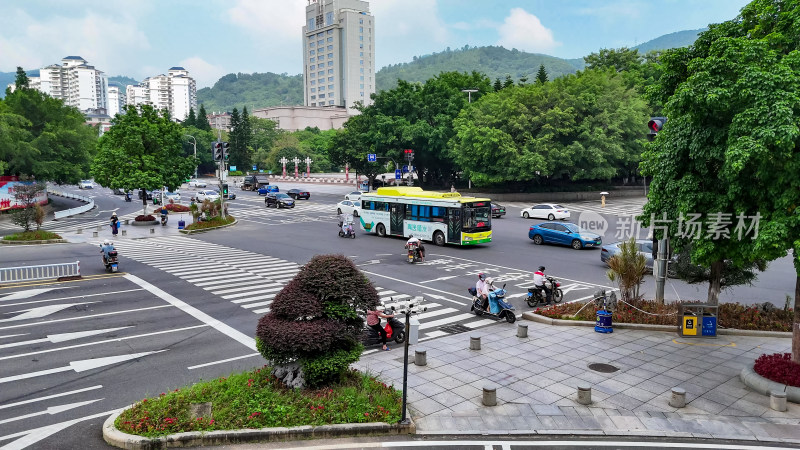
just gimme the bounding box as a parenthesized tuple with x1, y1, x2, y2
(179, 218, 237, 234)
(522, 312, 793, 338)
(102, 408, 415, 449)
(0, 238, 67, 245)
(740, 366, 800, 403)
(130, 220, 159, 227)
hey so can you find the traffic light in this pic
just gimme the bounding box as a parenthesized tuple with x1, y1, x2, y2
(647, 117, 667, 141)
(404, 149, 414, 160)
(212, 142, 222, 161)
(221, 142, 230, 161)
(221, 183, 229, 198)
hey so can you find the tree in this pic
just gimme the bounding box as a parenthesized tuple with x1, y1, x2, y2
(91, 105, 196, 216)
(606, 238, 647, 302)
(184, 108, 196, 128)
(639, 0, 800, 361)
(196, 104, 212, 131)
(14, 66, 29, 90)
(255, 254, 379, 387)
(671, 245, 768, 296)
(493, 78, 502, 91)
(584, 47, 642, 73)
(10, 177, 45, 232)
(535, 64, 548, 84)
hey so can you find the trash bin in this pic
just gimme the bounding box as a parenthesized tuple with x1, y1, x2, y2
(678, 303, 718, 338)
(178, 219, 186, 230)
(595, 310, 613, 333)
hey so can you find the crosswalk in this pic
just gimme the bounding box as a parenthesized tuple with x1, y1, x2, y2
(228, 200, 338, 225)
(0, 210, 141, 234)
(107, 236, 498, 341)
(503, 198, 646, 218)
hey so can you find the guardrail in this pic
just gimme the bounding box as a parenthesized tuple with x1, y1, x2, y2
(47, 188, 95, 220)
(0, 261, 81, 283)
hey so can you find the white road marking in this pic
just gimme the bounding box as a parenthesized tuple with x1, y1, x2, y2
(187, 352, 261, 370)
(0, 327, 131, 349)
(0, 351, 165, 384)
(0, 408, 122, 449)
(0, 302, 98, 322)
(419, 275, 458, 284)
(0, 399, 104, 425)
(0, 305, 170, 332)
(0, 288, 67, 301)
(0, 289, 145, 309)
(0, 385, 103, 410)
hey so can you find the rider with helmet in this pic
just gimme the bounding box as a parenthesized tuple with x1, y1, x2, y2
(475, 273, 488, 308)
(405, 235, 425, 262)
(533, 266, 552, 303)
(100, 239, 116, 264)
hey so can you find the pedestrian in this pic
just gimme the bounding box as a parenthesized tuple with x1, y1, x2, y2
(110, 212, 119, 236)
(451, 185, 456, 193)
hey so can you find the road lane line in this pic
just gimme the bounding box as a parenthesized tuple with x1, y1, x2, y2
(187, 352, 261, 370)
(360, 270, 468, 305)
(0, 385, 103, 410)
(0, 289, 144, 308)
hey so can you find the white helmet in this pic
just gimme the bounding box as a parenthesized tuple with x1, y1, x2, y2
(103, 239, 111, 245)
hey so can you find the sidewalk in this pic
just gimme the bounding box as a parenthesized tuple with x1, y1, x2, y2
(353, 320, 800, 443)
(63, 213, 192, 244)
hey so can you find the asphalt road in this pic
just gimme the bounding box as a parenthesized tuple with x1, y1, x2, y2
(0, 178, 796, 449)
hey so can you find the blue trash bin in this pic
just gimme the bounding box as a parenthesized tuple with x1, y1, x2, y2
(595, 310, 613, 333)
(178, 219, 185, 230)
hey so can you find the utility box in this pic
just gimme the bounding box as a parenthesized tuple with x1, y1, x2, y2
(407, 317, 420, 345)
(678, 303, 718, 338)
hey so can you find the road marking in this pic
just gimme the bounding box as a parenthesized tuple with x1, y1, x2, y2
(0, 399, 104, 425)
(0, 385, 103, 410)
(125, 274, 256, 351)
(0, 305, 170, 332)
(0, 273, 127, 290)
(0, 408, 122, 449)
(0, 327, 131, 349)
(0, 289, 145, 308)
(0, 302, 98, 322)
(187, 352, 261, 370)
(419, 275, 458, 284)
(0, 351, 165, 384)
(0, 288, 67, 301)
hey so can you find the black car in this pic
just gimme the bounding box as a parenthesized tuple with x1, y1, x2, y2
(491, 203, 506, 218)
(265, 193, 295, 208)
(287, 189, 310, 200)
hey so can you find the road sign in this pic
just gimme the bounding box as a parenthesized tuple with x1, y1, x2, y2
(395, 169, 402, 179)
(367, 154, 377, 162)
(402, 165, 415, 172)
(230, 165, 237, 171)
(252, 165, 257, 170)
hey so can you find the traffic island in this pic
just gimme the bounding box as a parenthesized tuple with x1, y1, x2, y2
(1, 230, 66, 245)
(179, 216, 236, 234)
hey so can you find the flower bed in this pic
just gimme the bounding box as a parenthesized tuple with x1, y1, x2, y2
(135, 215, 156, 222)
(183, 215, 235, 231)
(114, 367, 400, 438)
(156, 204, 190, 213)
(2, 230, 63, 241)
(754, 353, 800, 387)
(534, 299, 793, 332)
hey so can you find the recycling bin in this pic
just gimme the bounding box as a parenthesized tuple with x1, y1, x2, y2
(678, 303, 718, 338)
(178, 219, 186, 230)
(595, 310, 613, 333)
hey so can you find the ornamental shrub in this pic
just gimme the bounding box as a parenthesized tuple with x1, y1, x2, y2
(255, 254, 380, 387)
(754, 353, 800, 388)
(135, 214, 156, 221)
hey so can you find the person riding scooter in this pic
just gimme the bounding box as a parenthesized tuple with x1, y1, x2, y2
(100, 239, 116, 265)
(160, 206, 169, 226)
(405, 235, 425, 262)
(533, 266, 552, 303)
(366, 307, 396, 351)
(475, 272, 488, 308)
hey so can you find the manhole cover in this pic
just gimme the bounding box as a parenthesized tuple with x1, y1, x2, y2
(587, 363, 619, 373)
(439, 324, 471, 334)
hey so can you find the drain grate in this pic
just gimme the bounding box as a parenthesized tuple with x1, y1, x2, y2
(439, 324, 471, 334)
(587, 362, 619, 373)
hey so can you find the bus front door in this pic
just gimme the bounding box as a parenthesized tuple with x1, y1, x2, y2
(447, 209, 462, 243)
(390, 203, 404, 235)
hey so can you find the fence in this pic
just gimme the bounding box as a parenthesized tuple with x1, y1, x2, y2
(47, 188, 95, 219)
(0, 261, 81, 283)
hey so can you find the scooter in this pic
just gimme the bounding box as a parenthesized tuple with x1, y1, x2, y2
(470, 283, 516, 323)
(406, 242, 422, 263)
(362, 305, 406, 346)
(102, 250, 119, 273)
(124, 192, 132, 202)
(160, 214, 168, 226)
(526, 276, 564, 307)
(338, 221, 355, 238)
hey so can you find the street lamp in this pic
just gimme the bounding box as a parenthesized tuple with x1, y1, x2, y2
(396, 296, 426, 426)
(185, 135, 197, 179)
(461, 88, 478, 103)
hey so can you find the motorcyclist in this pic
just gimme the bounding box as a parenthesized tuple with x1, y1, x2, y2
(475, 272, 488, 306)
(100, 239, 115, 265)
(406, 235, 425, 262)
(533, 265, 552, 303)
(340, 213, 352, 236)
(160, 205, 169, 224)
(484, 277, 497, 311)
(366, 307, 396, 351)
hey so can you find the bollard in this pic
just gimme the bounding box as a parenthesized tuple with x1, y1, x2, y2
(124, 219, 130, 225)
(669, 387, 686, 408)
(517, 323, 528, 338)
(150, 228, 155, 234)
(92, 231, 98, 238)
(415, 349, 427, 366)
(96, 225, 102, 231)
(577, 385, 592, 405)
(121, 230, 127, 236)
(770, 390, 787, 412)
(77, 228, 82, 234)
(469, 335, 481, 350)
(482, 385, 497, 406)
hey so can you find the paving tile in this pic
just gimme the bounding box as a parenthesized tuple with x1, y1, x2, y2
(414, 381, 449, 397)
(729, 398, 769, 416)
(532, 404, 563, 415)
(545, 382, 576, 398)
(698, 388, 740, 407)
(685, 396, 727, 414)
(411, 397, 449, 416)
(742, 421, 800, 440)
(505, 380, 540, 396)
(637, 380, 671, 395)
(430, 391, 467, 408)
(449, 401, 479, 414)
(526, 389, 563, 405)
(450, 383, 482, 401)
(665, 417, 708, 434)
(639, 416, 673, 432)
(609, 415, 646, 430)
(621, 386, 659, 403)
(650, 374, 683, 388)
(698, 418, 756, 438)
(605, 393, 645, 411)
(595, 378, 633, 395)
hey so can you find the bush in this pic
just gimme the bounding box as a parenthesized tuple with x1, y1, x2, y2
(754, 353, 800, 387)
(156, 204, 190, 213)
(229, 170, 244, 176)
(183, 215, 235, 231)
(256, 254, 380, 387)
(135, 215, 156, 221)
(3, 230, 62, 241)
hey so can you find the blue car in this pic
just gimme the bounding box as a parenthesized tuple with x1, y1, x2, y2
(257, 185, 279, 195)
(529, 222, 602, 250)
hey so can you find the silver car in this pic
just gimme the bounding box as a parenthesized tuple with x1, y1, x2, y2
(601, 239, 677, 276)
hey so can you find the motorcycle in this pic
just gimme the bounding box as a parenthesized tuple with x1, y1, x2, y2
(160, 214, 168, 226)
(338, 220, 355, 238)
(362, 305, 406, 346)
(406, 242, 422, 263)
(102, 250, 119, 273)
(469, 283, 516, 323)
(124, 192, 132, 202)
(526, 276, 564, 307)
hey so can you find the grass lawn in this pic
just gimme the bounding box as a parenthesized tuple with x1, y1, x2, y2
(184, 215, 235, 231)
(115, 367, 401, 438)
(2, 230, 62, 241)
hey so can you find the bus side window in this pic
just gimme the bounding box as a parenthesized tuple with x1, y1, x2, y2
(419, 205, 431, 222)
(431, 206, 445, 222)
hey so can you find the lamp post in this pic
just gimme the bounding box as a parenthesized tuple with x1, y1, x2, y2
(292, 157, 300, 179)
(461, 88, 478, 103)
(280, 157, 288, 178)
(304, 156, 313, 178)
(185, 135, 197, 179)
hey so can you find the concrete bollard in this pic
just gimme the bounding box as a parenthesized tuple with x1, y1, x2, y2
(121, 230, 127, 236)
(77, 228, 82, 234)
(770, 390, 788, 412)
(577, 385, 592, 405)
(482, 385, 497, 406)
(470, 335, 481, 350)
(92, 231, 98, 238)
(96, 225, 102, 231)
(150, 228, 155, 234)
(669, 387, 686, 408)
(124, 219, 130, 225)
(517, 323, 528, 338)
(414, 349, 427, 366)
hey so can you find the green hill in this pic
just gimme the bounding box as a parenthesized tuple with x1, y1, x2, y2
(108, 76, 139, 94)
(196, 72, 304, 113)
(633, 28, 706, 53)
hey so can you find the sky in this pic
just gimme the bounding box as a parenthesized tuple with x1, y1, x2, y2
(0, 0, 752, 88)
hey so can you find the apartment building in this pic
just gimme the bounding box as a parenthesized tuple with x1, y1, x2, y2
(126, 67, 197, 122)
(302, 0, 375, 114)
(107, 83, 124, 117)
(22, 56, 108, 113)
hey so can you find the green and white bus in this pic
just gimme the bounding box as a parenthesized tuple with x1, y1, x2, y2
(358, 187, 492, 246)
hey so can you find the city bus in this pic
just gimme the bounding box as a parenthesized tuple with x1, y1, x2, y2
(358, 187, 492, 246)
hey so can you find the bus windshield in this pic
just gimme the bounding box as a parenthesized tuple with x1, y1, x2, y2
(463, 203, 491, 231)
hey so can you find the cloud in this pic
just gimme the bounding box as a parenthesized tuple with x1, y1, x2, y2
(226, 0, 305, 73)
(369, 0, 449, 66)
(497, 8, 560, 54)
(179, 57, 226, 89)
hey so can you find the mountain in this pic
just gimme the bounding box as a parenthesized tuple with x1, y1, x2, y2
(633, 28, 706, 54)
(196, 72, 304, 113)
(108, 76, 139, 94)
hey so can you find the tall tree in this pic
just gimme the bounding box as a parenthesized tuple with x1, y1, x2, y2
(196, 104, 212, 131)
(493, 78, 502, 92)
(584, 47, 643, 72)
(184, 108, 197, 128)
(14, 66, 29, 90)
(535, 64, 548, 84)
(238, 106, 252, 168)
(503, 75, 514, 89)
(91, 105, 196, 216)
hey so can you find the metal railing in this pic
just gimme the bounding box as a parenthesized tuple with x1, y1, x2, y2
(0, 261, 81, 283)
(47, 188, 95, 220)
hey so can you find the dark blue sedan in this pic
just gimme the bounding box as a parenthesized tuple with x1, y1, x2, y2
(529, 222, 602, 250)
(257, 185, 279, 195)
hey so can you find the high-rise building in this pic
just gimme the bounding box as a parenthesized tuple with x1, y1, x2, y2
(302, 0, 375, 114)
(23, 56, 108, 113)
(126, 67, 197, 122)
(107, 83, 124, 117)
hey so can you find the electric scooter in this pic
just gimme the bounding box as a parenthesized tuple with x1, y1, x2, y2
(469, 283, 516, 323)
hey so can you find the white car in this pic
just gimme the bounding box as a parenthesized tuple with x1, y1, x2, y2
(336, 200, 361, 217)
(195, 190, 220, 202)
(79, 180, 94, 189)
(344, 191, 362, 201)
(163, 191, 181, 202)
(521, 203, 570, 220)
(187, 179, 207, 188)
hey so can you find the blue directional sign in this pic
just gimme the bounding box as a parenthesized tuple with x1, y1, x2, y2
(230, 165, 237, 171)
(367, 154, 377, 162)
(252, 165, 257, 170)
(395, 169, 402, 179)
(402, 165, 415, 173)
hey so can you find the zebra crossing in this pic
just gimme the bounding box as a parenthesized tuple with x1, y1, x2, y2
(503, 198, 646, 218)
(106, 236, 497, 341)
(228, 201, 338, 225)
(0, 210, 140, 234)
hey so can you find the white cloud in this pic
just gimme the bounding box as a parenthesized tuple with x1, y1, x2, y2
(226, 0, 305, 73)
(179, 57, 226, 89)
(497, 8, 560, 54)
(369, 0, 449, 66)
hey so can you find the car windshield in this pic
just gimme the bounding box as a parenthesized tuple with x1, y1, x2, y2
(276, 194, 289, 199)
(554, 204, 566, 209)
(564, 223, 591, 234)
